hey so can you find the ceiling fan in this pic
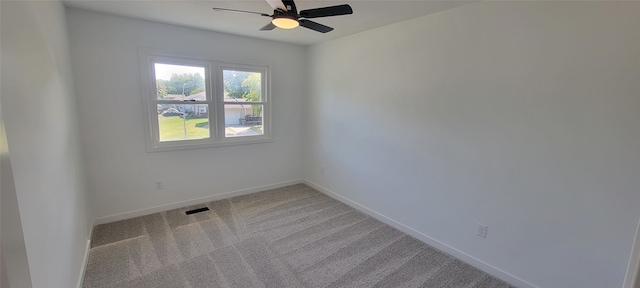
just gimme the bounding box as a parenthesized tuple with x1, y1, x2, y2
(212, 0, 353, 33)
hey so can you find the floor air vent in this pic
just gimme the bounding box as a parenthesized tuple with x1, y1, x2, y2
(185, 207, 210, 215)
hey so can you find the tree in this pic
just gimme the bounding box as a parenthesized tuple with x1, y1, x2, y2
(223, 70, 251, 99)
(156, 80, 168, 99)
(165, 73, 205, 96)
(241, 73, 262, 116)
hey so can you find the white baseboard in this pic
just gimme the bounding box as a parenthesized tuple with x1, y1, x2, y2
(77, 237, 91, 288)
(304, 180, 536, 288)
(93, 179, 303, 225)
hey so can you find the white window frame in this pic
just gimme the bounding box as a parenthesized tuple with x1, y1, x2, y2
(216, 62, 271, 144)
(139, 49, 272, 152)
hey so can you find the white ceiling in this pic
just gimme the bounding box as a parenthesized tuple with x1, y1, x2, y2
(63, 0, 474, 46)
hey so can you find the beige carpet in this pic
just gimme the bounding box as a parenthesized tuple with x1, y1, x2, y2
(83, 184, 514, 288)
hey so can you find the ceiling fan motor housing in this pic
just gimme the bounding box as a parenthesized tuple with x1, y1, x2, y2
(273, 9, 298, 21)
(271, 9, 300, 29)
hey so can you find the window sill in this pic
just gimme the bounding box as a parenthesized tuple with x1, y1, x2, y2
(146, 136, 273, 152)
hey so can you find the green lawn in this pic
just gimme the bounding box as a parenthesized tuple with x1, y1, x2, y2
(158, 115, 209, 141)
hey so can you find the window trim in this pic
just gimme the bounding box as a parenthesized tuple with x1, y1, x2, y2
(139, 49, 272, 152)
(216, 62, 271, 144)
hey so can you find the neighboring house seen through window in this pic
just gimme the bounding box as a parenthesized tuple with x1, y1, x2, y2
(140, 50, 271, 151)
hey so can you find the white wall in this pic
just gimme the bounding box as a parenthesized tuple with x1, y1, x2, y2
(0, 1, 91, 287)
(66, 9, 306, 221)
(1, 100, 33, 288)
(304, 2, 640, 288)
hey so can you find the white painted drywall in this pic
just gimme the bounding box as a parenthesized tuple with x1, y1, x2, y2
(304, 2, 640, 287)
(624, 218, 640, 288)
(1, 95, 33, 288)
(1, 254, 10, 288)
(1, 1, 92, 287)
(66, 9, 306, 220)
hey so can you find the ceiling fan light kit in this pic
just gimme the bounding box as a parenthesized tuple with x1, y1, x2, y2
(272, 16, 299, 29)
(213, 0, 353, 33)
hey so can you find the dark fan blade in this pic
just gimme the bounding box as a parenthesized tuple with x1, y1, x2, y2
(300, 4, 352, 18)
(260, 22, 277, 31)
(212, 8, 271, 17)
(299, 19, 333, 33)
(282, 0, 297, 14)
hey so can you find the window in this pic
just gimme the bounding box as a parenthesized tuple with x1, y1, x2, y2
(140, 51, 271, 151)
(221, 67, 266, 138)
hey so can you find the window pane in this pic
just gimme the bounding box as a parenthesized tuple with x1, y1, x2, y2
(154, 63, 206, 101)
(158, 104, 209, 142)
(223, 70, 262, 102)
(225, 104, 263, 137)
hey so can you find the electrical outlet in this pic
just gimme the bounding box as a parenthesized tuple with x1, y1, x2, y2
(477, 223, 488, 238)
(320, 166, 325, 175)
(155, 180, 163, 190)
